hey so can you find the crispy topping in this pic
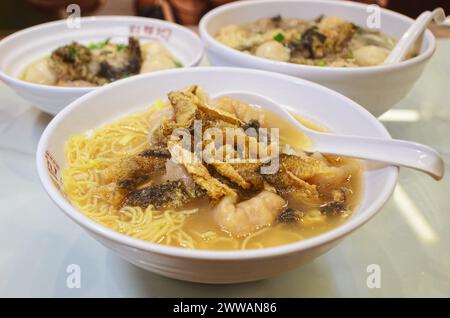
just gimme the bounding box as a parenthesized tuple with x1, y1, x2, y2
(278, 207, 302, 223)
(123, 180, 194, 209)
(168, 140, 236, 200)
(280, 154, 324, 180)
(102, 147, 169, 191)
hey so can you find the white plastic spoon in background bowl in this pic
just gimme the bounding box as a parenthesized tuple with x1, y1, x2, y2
(384, 8, 446, 64)
(214, 91, 445, 180)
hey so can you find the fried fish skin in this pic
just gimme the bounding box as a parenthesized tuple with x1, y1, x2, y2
(168, 140, 236, 200)
(182, 160, 236, 200)
(280, 154, 324, 180)
(278, 207, 303, 223)
(123, 180, 194, 209)
(96, 37, 142, 83)
(103, 147, 170, 191)
(167, 85, 242, 132)
(168, 88, 201, 129)
(209, 162, 252, 189)
(206, 161, 266, 201)
(262, 154, 320, 205)
(209, 161, 264, 193)
(232, 162, 265, 190)
(50, 37, 143, 86)
(263, 166, 319, 200)
(197, 102, 243, 126)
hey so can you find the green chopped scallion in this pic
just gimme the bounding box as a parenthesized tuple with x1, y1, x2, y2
(273, 33, 285, 42)
(70, 47, 77, 59)
(152, 98, 165, 111)
(314, 60, 327, 67)
(87, 38, 112, 50)
(116, 43, 127, 52)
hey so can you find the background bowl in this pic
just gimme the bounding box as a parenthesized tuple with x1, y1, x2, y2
(36, 67, 398, 283)
(0, 16, 203, 115)
(199, 0, 436, 117)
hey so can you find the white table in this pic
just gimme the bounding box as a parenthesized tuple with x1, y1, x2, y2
(0, 40, 449, 297)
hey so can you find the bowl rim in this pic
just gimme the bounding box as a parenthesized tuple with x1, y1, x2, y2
(199, 0, 436, 74)
(0, 15, 204, 92)
(36, 66, 398, 260)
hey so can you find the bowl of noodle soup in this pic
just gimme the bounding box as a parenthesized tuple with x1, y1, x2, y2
(199, 0, 436, 116)
(0, 16, 203, 115)
(37, 67, 397, 283)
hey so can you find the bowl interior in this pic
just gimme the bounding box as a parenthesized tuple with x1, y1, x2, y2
(0, 16, 203, 79)
(37, 67, 397, 257)
(201, 0, 434, 58)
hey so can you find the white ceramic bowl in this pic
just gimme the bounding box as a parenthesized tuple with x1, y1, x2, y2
(199, 0, 436, 117)
(0, 16, 203, 115)
(36, 67, 398, 283)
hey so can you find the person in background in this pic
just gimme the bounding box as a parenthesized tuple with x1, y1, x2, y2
(1, 0, 107, 37)
(1, 0, 448, 35)
(135, 0, 449, 25)
(136, 0, 238, 25)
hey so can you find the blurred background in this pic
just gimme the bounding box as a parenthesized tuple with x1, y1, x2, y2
(0, 0, 449, 38)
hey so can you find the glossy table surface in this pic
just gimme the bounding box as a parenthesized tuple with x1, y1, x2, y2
(0, 40, 449, 297)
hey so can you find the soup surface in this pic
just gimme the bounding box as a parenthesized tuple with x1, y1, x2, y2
(22, 37, 182, 87)
(63, 86, 362, 250)
(215, 15, 406, 67)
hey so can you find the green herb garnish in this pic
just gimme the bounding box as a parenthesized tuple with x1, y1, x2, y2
(116, 43, 128, 52)
(314, 60, 327, 67)
(99, 37, 111, 49)
(70, 47, 77, 59)
(88, 37, 112, 49)
(174, 61, 183, 68)
(273, 32, 285, 42)
(152, 98, 165, 111)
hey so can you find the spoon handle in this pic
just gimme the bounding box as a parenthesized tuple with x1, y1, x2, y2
(213, 91, 445, 179)
(311, 133, 445, 180)
(385, 8, 446, 64)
